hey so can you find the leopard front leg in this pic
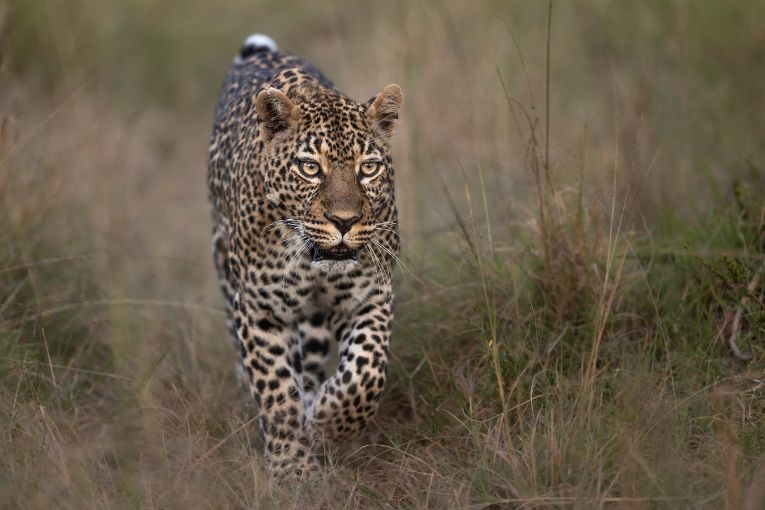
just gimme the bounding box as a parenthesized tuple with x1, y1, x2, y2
(234, 292, 319, 480)
(305, 294, 391, 438)
(295, 311, 332, 410)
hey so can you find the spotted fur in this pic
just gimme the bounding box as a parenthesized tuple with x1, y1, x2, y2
(207, 34, 402, 480)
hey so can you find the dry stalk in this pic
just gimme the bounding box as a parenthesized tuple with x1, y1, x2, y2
(727, 261, 764, 361)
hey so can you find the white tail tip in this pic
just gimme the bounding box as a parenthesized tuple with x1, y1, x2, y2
(243, 33, 278, 52)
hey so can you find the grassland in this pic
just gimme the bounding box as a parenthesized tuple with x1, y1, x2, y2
(1, 1, 764, 508)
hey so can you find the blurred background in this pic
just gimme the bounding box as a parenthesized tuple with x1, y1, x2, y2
(1, 1, 764, 508)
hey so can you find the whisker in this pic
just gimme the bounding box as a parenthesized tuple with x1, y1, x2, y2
(282, 238, 310, 294)
(371, 234, 412, 279)
(373, 225, 420, 257)
(363, 245, 381, 290)
(374, 226, 403, 241)
(364, 243, 386, 295)
(262, 218, 300, 235)
(264, 232, 302, 255)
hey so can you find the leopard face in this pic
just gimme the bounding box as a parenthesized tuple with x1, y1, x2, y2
(255, 85, 402, 270)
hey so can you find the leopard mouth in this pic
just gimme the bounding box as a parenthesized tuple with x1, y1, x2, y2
(310, 244, 358, 262)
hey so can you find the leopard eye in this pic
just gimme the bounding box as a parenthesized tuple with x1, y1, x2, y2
(359, 161, 382, 178)
(297, 160, 322, 179)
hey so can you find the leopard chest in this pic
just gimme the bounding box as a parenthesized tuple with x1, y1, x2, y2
(243, 226, 374, 317)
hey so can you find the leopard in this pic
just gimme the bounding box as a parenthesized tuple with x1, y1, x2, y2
(207, 33, 403, 481)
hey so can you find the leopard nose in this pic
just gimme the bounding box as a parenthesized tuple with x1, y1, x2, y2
(325, 212, 362, 236)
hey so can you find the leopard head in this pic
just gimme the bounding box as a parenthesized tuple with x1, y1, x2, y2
(255, 83, 402, 267)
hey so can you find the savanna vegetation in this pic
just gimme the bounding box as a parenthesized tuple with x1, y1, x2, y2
(1, 1, 763, 508)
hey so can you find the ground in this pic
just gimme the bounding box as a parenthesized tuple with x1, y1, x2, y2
(1, 1, 764, 508)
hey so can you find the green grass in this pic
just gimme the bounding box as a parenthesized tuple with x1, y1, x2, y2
(1, 1, 764, 508)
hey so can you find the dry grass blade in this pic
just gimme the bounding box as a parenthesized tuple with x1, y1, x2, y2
(1, 1, 764, 508)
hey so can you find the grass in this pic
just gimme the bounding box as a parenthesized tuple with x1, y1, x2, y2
(1, 1, 764, 508)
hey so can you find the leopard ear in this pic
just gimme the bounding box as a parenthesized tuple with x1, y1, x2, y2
(256, 87, 298, 141)
(366, 84, 403, 140)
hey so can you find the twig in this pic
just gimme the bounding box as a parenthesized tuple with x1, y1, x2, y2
(544, 0, 552, 178)
(728, 261, 764, 361)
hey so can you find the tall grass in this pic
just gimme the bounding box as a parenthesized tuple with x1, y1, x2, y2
(1, 1, 764, 508)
